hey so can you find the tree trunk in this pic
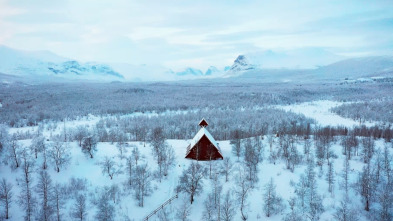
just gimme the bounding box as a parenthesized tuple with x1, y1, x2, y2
(365, 199, 369, 211)
(5, 197, 9, 219)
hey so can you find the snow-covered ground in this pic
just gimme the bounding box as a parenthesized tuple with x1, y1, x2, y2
(276, 100, 374, 127)
(1, 100, 388, 220)
(0, 131, 380, 221)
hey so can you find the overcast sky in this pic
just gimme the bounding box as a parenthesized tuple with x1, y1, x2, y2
(1, 0, 392, 70)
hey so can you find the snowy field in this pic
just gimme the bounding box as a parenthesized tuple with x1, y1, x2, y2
(276, 100, 374, 128)
(0, 100, 391, 221)
(1, 134, 379, 220)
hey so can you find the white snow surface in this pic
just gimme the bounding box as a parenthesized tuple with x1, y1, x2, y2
(0, 132, 376, 221)
(276, 100, 374, 127)
(1, 100, 385, 220)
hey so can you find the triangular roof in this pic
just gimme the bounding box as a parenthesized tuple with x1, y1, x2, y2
(186, 127, 223, 157)
(198, 118, 209, 127)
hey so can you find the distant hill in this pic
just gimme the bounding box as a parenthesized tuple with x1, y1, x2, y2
(1, 45, 392, 84)
(225, 52, 393, 82)
(0, 45, 125, 83)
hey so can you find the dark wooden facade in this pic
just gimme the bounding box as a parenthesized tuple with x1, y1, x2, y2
(198, 118, 209, 127)
(185, 135, 223, 161)
(185, 119, 223, 161)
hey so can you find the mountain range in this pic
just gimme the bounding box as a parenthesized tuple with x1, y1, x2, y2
(0, 45, 393, 84)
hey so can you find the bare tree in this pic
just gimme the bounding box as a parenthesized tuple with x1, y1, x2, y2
(333, 199, 358, 221)
(133, 163, 152, 207)
(131, 146, 140, 166)
(125, 156, 134, 187)
(53, 183, 65, 221)
(0, 124, 9, 156)
(161, 144, 175, 178)
(267, 134, 274, 152)
(361, 136, 375, 164)
(303, 139, 311, 160)
(377, 183, 393, 221)
(0, 178, 13, 219)
(29, 135, 45, 159)
(282, 197, 304, 221)
(176, 197, 191, 221)
(29, 135, 48, 169)
(149, 127, 174, 182)
(373, 149, 383, 184)
(70, 194, 87, 221)
(116, 142, 127, 160)
(341, 157, 350, 196)
(81, 135, 98, 158)
(383, 144, 391, 183)
(235, 166, 251, 220)
(202, 193, 215, 221)
(49, 141, 71, 173)
(74, 126, 88, 147)
(358, 164, 374, 211)
(149, 127, 166, 155)
(221, 157, 232, 182)
(263, 178, 284, 217)
(8, 134, 21, 168)
(221, 190, 236, 221)
(18, 148, 36, 221)
(95, 187, 115, 221)
(341, 134, 358, 160)
(243, 139, 259, 182)
(326, 161, 335, 194)
(230, 129, 242, 160)
(100, 156, 118, 180)
(177, 162, 206, 204)
(36, 170, 54, 221)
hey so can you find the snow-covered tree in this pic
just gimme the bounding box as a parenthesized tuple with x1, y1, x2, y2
(221, 190, 236, 221)
(263, 178, 284, 217)
(95, 187, 115, 221)
(230, 129, 242, 160)
(49, 141, 70, 173)
(35, 170, 54, 221)
(7, 134, 21, 169)
(18, 148, 36, 221)
(100, 156, 118, 180)
(81, 135, 98, 158)
(341, 157, 350, 195)
(326, 161, 335, 194)
(177, 162, 206, 204)
(0, 178, 13, 220)
(70, 194, 87, 221)
(235, 165, 251, 220)
(176, 197, 191, 221)
(221, 157, 232, 182)
(74, 126, 88, 147)
(133, 163, 152, 207)
(202, 193, 215, 221)
(333, 199, 358, 221)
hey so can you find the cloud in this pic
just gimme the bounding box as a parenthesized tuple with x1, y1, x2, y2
(1, 0, 393, 70)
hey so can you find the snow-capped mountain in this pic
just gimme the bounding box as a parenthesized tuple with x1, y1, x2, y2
(0, 45, 223, 83)
(175, 66, 224, 79)
(176, 67, 204, 76)
(205, 66, 221, 76)
(0, 45, 124, 82)
(225, 49, 393, 82)
(317, 56, 393, 79)
(229, 55, 256, 72)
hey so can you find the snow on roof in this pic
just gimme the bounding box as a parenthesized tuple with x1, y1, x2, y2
(188, 127, 222, 153)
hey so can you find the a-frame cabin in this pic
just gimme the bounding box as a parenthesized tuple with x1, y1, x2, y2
(185, 119, 223, 161)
